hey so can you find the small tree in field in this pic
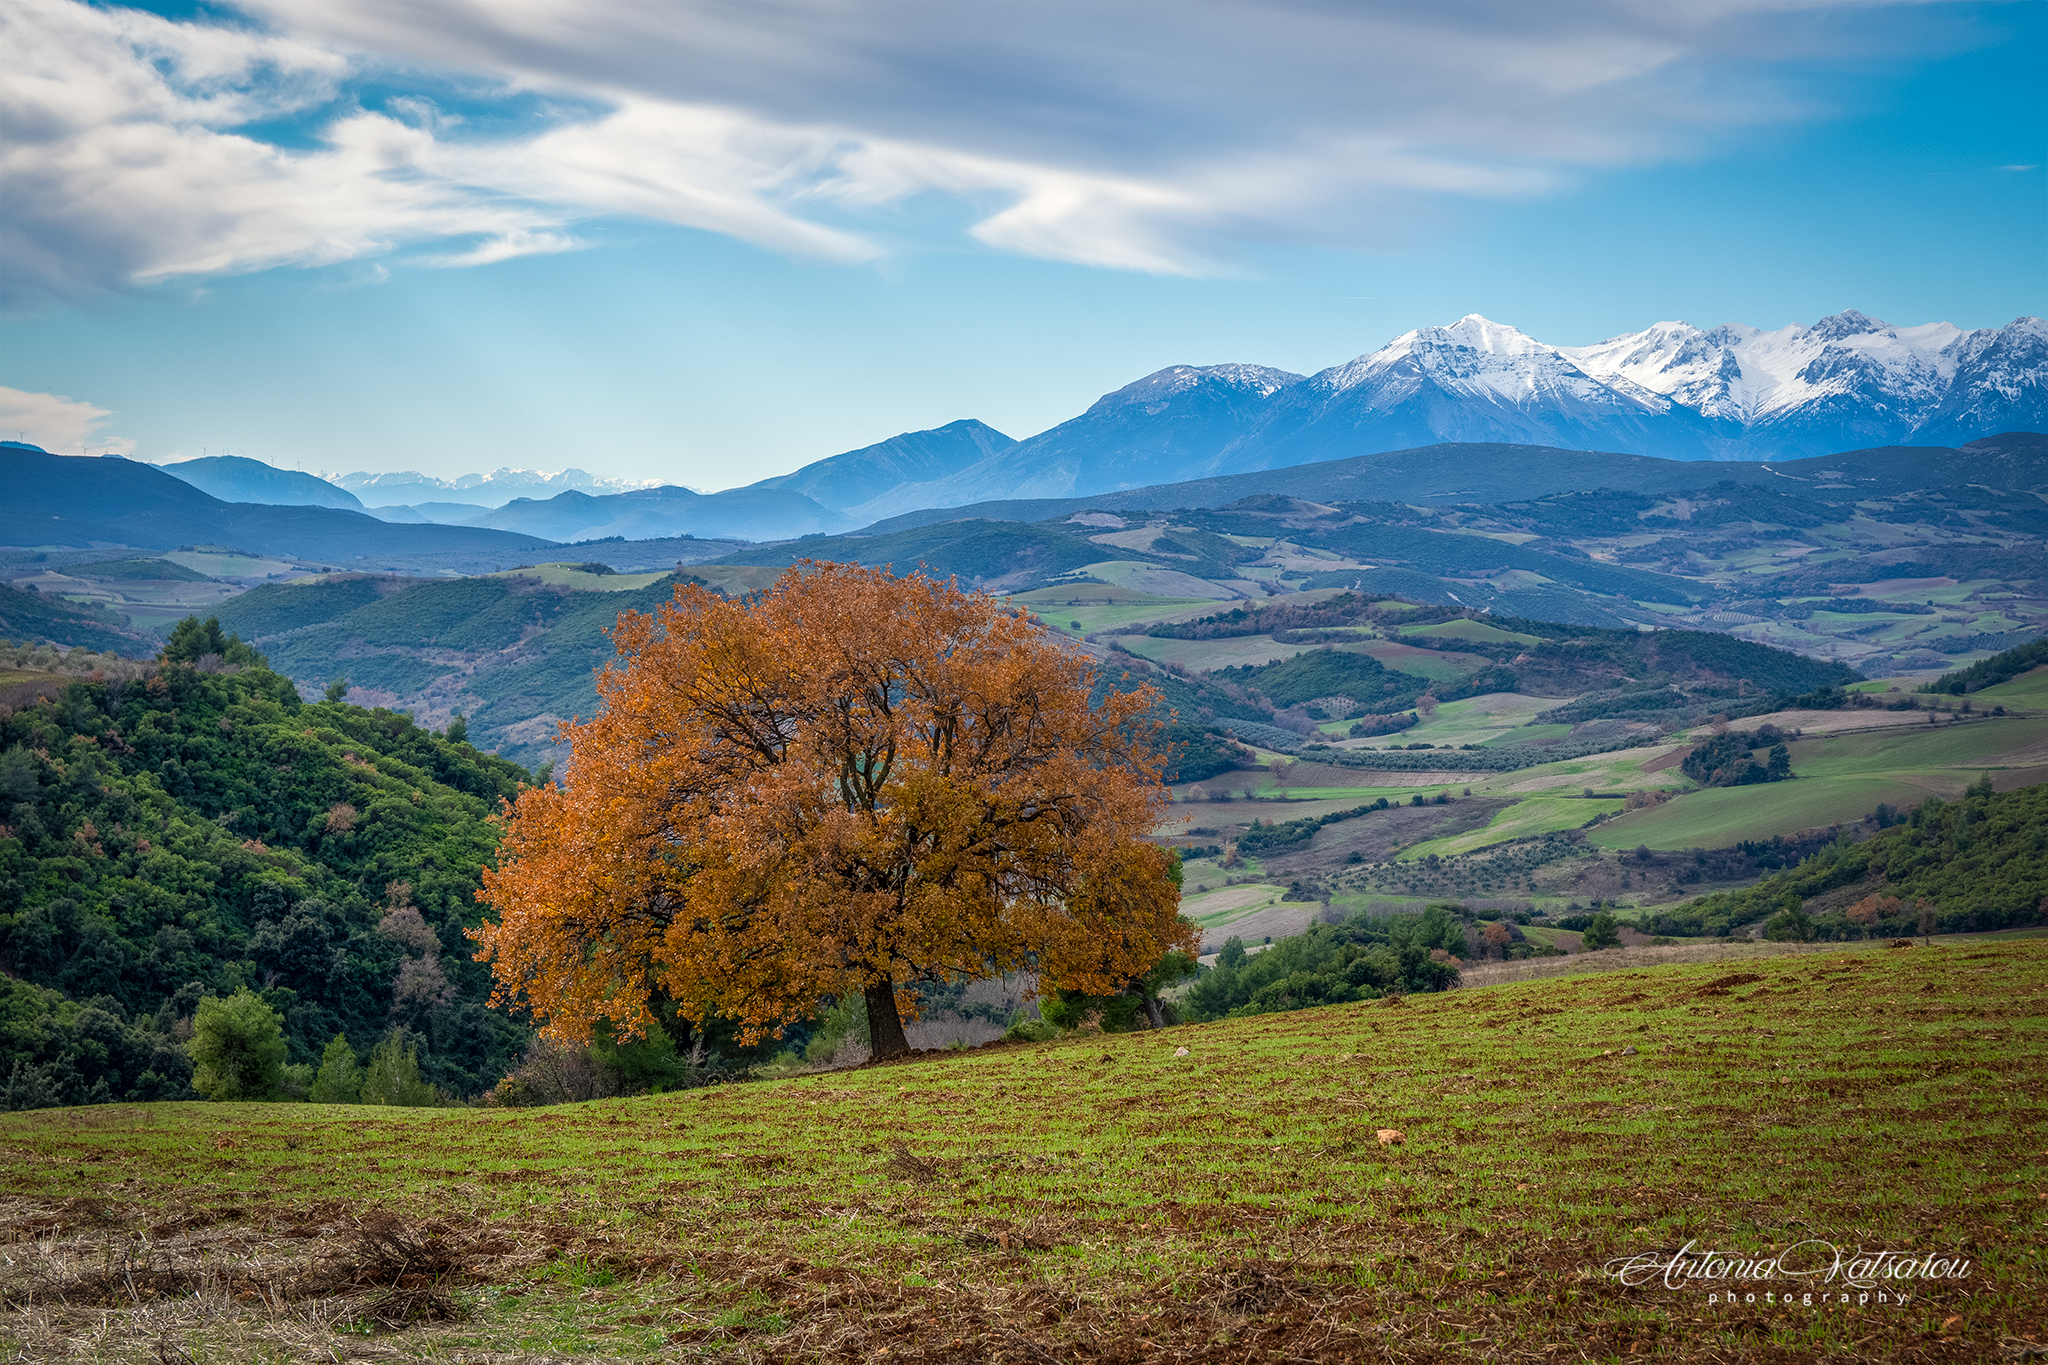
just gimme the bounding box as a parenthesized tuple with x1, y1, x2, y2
(188, 989, 287, 1100)
(1581, 911, 1621, 951)
(474, 563, 1195, 1061)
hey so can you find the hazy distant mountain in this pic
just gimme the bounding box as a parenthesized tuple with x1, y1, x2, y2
(366, 501, 494, 525)
(464, 484, 847, 543)
(161, 455, 370, 510)
(745, 419, 1016, 520)
(3, 445, 555, 568)
(862, 365, 1306, 515)
(332, 466, 660, 508)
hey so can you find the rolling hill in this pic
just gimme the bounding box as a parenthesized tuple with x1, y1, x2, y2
(1, 445, 559, 571)
(160, 455, 370, 510)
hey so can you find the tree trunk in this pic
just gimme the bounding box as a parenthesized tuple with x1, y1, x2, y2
(864, 979, 911, 1061)
(1140, 992, 1166, 1030)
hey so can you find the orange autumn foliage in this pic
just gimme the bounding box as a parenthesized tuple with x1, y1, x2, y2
(472, 562, 1196, 1056)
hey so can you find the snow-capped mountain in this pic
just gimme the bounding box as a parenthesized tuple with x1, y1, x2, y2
(1218, 315, 1728, 469)
(1557, 311, 2047, 457)
(799, 312, 2040, 524)
(838, 363, 1307, 520)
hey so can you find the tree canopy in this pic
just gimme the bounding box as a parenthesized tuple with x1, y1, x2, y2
(475, 563, 1195, 1059)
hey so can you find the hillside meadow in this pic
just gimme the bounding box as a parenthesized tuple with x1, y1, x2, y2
(3, 939, 2041, 1363)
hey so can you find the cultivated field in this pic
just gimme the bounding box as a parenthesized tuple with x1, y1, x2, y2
(4, 940, 2042, 1363)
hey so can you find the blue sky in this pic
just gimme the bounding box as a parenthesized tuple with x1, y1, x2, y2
(2, 0, 2042, 489)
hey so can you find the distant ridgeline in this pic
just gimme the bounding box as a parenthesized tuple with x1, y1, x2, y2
(0, 655, 542, 1107)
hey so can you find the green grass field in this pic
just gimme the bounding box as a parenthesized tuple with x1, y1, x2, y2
(1123, 633, 1315, 670)
(1401, 795, 1622, 860)
(1590, 777, 1939, 851)
(4, 942, 2040, 1362)
(1975, 665, 2048, 710)
(1007, 586, 1217, 638)
(1356, 641, 1487, 682)
(1398, 620, 1541, 646)
(491, 563, 672, 592)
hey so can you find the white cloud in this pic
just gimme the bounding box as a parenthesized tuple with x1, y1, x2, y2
(3, 0, 1953, 302)
(0, 385, 137, 455)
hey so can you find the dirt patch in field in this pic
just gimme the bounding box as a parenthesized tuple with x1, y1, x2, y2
(1257, 797, 1514, 878)
(1639, 744, 1691, 773)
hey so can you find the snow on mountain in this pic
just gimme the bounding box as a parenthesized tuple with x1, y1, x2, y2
(1220, 310, 2043, 466)
(1320, 314, 1673, 415)
(1559, 310, 1958, 427)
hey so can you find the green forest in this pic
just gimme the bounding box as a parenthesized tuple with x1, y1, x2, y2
(0, 653, 540, 1108)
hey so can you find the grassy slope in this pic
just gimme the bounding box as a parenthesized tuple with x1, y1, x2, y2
(1975, 665, 2048, 708)
(489, 563, 672, 592)
(3, 941, 2040, 1362)
(1594, 715, 2048, 850)
(1403, 795, 1624, 860)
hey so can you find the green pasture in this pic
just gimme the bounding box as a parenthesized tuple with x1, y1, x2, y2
(1514, 924, 1583, 952)
(1397, 693, 1557, 748)
(1007, 585, 1215, 637)
(1475, 743, 1688, 797)
(4, 943, 2040, 1362)
(1585, 713, 2048, 850)
(1066, 560, 1239, 598)
(1480, 722, 1572, 747)
(1399, 796, 1620, 861)
(161, 550, 295, 578)
(1789, 712, 2048, 779)
(1178, 881, 1292, 927)
(1356, 640, 1486, 682)
(1589, 777, 1937, 851)
(1398, 619, 1540, 646)
(1975, 665, 2048, 710)
(492, 563, 671, 592)
(1122, 633, 1313, 670)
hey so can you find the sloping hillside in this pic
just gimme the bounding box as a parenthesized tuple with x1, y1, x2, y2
(0, 662, 538, 1101)
(212, 570, 697, 767)
(3, 940, 2038, 1361)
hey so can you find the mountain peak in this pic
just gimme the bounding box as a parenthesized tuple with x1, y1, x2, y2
(1810, 309, 1890, 341)
(1095, 364, 1305, 410)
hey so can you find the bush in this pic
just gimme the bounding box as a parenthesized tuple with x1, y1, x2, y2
(1581, 912, 1622, 950)
(1178, 911, 1462, 1023)
(1002, 1017, 1061, 1044)
(188, 989, 288, 1101)
(804, 994, 871, 1064)
(1764, 901, 1815, 942)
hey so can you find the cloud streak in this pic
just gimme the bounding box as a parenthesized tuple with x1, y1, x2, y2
(2, 0, 1956, 304)
(0, 385, 137, 455)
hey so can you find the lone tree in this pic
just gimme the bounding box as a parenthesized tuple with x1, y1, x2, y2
(474, 563, 1195, 1061)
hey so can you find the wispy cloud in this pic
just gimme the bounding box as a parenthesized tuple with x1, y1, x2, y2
(1, 0, 1964, 304)
(0, 385, 136, 455)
